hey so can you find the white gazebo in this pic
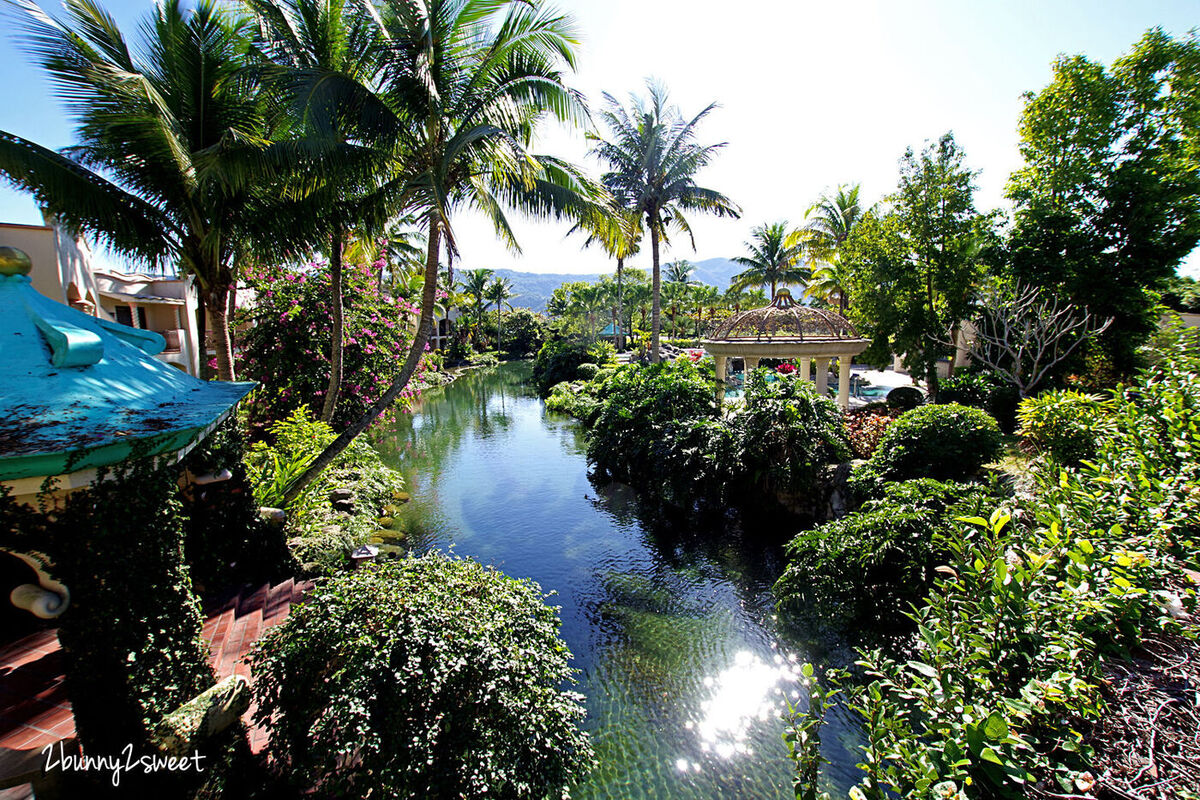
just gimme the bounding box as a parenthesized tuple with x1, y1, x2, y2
(702, 289, 872, 409)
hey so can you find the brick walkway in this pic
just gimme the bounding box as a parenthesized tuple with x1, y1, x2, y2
(0, 578, 311, 795)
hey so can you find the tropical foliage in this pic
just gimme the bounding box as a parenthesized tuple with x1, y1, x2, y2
(250, 553, 594, 797)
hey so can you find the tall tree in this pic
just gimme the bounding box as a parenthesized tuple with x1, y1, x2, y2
(284, 0, 600, 502)
(845, 133, 990, 399)
(1006, 29, 1200, 374)
(590, 81, 740, 362)
(246, 0, 386, 421)
(569, 203, 641, 350)
(803, 184, 865, 313)
(0, 0, 269, 380)
(664, 259, 694, 286)
(730, 222, 808, 298)
(461, 268, 495, 335)
(485, 276, 516, 348)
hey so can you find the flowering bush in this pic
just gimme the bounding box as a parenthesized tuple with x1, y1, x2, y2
(842, 405, 901, 459)
(236, 261, 422, 430)
(776, 362, 797, 375)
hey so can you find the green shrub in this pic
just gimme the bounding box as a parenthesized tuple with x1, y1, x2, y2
(588, 359, 716, 485)
(776, 479, 996, 623)
(735, 370, 851, 497)
(251, 553, 594, 798)
(576, 362, 600, 380)
(586, 340, 618, 365)
(843, 406, 900, 459)
(886, 385, 924, 410)
(940, 370, 1020, 432)
(1017, 389, 1114, 466)
(544, 381, 602, 424)
(866, 403, 1003, 482)
(532, 337, 596, 395)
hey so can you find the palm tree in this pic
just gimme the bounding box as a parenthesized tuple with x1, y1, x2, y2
(691, 283, 722, 338)
(803, 184, 864, 313)
(570, 283, 606, 341)
(284, 0, 601, 501)
(569, 203, 641, 350)
(665, 259, 694, 286)
(590, 81, 740, 362)
(730, 222, 808, 299)
(461, 268, 495, 339)
(0, 0, 269, 381)
(485, 277, 516, 349)
(245, 0, 386, 420)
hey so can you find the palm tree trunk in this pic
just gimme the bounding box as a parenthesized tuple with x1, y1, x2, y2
(650, 224, 662, 363)
(284, 212, 441, 506)
(321, 225, 345, 423)
(496, 306, 502, 350)
(616, 256, 625, 351)
(206, 284, 235, 381)
(771, 278, 777, 299)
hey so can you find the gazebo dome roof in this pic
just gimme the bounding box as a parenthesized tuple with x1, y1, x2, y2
(708, 289, 860, 341)
(0, 250, 254, 484)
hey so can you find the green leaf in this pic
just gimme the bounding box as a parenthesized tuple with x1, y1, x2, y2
(983, 711, 1008, 740)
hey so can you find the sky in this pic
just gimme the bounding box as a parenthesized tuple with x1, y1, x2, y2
(1, 0, 1198, 277)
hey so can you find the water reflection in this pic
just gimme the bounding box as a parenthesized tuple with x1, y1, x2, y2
(373, 362, 862, 799)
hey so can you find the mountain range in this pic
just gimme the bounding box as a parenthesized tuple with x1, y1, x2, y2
(490, 257, 743, 312)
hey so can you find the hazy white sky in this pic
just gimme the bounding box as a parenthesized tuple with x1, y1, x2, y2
(2, 0, 1198, 277)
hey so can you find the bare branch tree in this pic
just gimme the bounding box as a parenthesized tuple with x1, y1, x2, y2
(962, 283, 1113, 397)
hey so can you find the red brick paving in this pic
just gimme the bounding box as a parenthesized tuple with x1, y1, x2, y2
(0, 579, 312, 791)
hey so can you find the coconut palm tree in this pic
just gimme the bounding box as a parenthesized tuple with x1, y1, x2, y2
(590, 81, 740, 362)
(244, 0, 387, 420)
(730, 222, 808, 299)
(569, 203, 641, 349)
(0, 0, 270, 381)
(690, 283, 722, 338)
(461, 268, 495, 338)
(485, 277, 516, 349)
(283, 0, 601, 501)
(803, 184, 865, 313)
(665, 259, 694, 286)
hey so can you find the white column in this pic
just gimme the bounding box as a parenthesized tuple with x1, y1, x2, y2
(798, 356, 811, 382)
(745, 356, 760, 372)
(714, 355, 727, 406)
(815, 357, 830, 396)
(837, 355, 852, 410)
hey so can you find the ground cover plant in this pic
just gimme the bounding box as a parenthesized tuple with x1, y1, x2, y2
(244, 407, 404, 573)
(250, 552, 594, 798)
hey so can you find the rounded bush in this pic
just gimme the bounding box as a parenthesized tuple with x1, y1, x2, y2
(867, 403, 1003, 481)
(887, 385, 925, 411)
(250, 553, 594, 798)
(576, 362, 600, 380)
(1017, 389, 1114, 466)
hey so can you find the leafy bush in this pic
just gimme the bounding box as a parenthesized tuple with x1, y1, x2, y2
(735, 370, 851, 497)
(244, 408, 403, 573)
(865, 403, 1003, 483)
(886, 385, 924, 410)
(1017, 389, 1114, 466)
(544, 381, 602, 424)
(941, 370, 1021, 432)
(588, 359, 716, 485)
(587, 339, 618, 365)
(500, 308, 549, 356)
(532, 337, 597, 395)
(251, 553, 594, 798)
(237, 261, 420, 430)
(776, 479, 996, 623)
(576, 362, 600, 380)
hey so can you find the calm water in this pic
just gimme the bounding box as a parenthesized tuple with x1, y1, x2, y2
(371, 362, 863, 799)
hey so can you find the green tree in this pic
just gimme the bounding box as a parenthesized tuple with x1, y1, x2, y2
(0, 0, 269, 381)
(284, 0, 600, 502)
(590, 81, 740, 362)
(245, 0, 387, 421)
(803, 184, 865, 313)
(461, 268, 495, 337)
(665, 258, 694, 286)
(485, 276, 517, 348)
(730, 221, 808, 298)
(846, 133, 990, 399)
(1006, 29, 1200, 374)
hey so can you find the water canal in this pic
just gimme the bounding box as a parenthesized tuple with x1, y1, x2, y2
(372, 362, 863, 799)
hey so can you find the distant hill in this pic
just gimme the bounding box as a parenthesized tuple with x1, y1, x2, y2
(490, 257, 746, 312)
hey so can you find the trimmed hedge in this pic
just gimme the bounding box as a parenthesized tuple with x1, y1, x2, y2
(864, 403, 1003, 483)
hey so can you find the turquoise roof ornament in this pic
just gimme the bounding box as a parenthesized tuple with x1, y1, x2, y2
(0, 247, 255, 487)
